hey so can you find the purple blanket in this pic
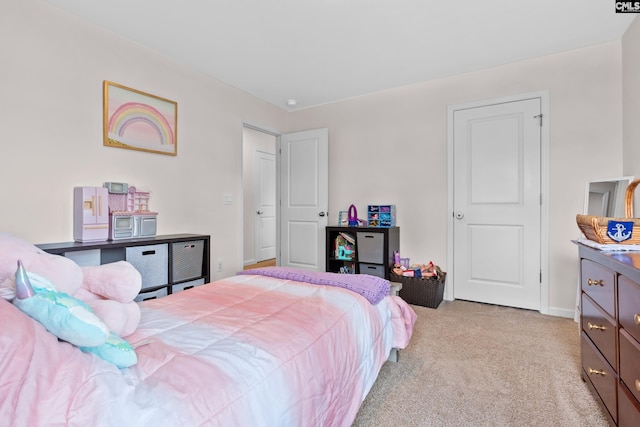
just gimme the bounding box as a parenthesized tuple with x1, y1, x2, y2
(237, 267, 391, 304)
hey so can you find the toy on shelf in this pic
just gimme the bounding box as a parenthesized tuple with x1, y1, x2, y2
(367, 205, 396, 227)
(346, 204, 366, 227)
(334, 232, 355, 261)
(337, 245, 354, 260)
(339, 264, 355, 274)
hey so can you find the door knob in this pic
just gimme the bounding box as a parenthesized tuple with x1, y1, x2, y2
(256, 210, 263, 215)
(319, 212, 326, 217)
(455, 212, 464, 219)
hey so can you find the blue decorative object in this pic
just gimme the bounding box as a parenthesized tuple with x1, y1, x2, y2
(80, 331, 138, 369)
(607, 220, 633, 242)
(367, 205, 396, 227)
(13, 261, 110, 347)
(12, 259, 137, 368)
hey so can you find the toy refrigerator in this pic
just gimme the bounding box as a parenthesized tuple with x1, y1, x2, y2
(73, 186, 109, 242)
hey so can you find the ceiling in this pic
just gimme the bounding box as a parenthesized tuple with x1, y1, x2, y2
(47, 0, 636, 111)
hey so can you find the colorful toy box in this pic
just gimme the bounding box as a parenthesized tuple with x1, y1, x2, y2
(367, 205, 396, 227)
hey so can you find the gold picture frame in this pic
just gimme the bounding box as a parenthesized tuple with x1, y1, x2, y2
(103, 81, 177, 156)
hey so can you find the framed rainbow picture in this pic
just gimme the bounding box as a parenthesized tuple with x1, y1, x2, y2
(103, 81, 177, 156)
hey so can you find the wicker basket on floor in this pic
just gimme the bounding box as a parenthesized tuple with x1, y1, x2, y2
(576, 178, 640, 244)
(390, 272, 446, 309)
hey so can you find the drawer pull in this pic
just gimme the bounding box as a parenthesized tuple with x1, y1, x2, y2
(587, 322, 606, 331)
(636, 379, 640, 392)
(588, 367, 606, 376)
(635, 313, 640, 325)
(587, 278, 604, 286)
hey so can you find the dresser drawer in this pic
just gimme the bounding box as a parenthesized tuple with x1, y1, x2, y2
(581, 259, 616, 317)
(619, 328, 640, 405)
(581, 332, 618, 422)
(582, 294, 617, 369)
(619, 382, 640, 427)
(619, 275, 640, 344)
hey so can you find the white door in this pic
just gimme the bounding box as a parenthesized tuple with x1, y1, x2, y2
(452, 98, 542, 310)
(254, 150, 276, 262)
(279, 128, 329, 271)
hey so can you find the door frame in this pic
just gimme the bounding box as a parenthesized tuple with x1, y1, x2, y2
(446, 90, 550, 314)
(241, 121, 282, 267)
(253, 149, 276, 263)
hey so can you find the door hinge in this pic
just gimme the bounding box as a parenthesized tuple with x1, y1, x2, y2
(534, 114, 543, 126)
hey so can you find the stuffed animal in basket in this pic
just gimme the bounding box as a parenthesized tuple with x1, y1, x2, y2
(0, 232, 142, 337)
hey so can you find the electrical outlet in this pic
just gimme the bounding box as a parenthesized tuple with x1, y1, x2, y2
(217, 259, 223, 272)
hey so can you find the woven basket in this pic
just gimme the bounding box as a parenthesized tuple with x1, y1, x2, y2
(576, 178, 640, 244)
(390, 272, 446, 309)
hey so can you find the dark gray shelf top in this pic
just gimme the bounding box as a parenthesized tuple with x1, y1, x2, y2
(37, 234, 210, 254)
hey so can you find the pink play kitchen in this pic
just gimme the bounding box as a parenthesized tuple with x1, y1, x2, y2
(73, 182, 157, 242)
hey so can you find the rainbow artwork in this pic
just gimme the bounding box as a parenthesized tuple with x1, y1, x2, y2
(104, 82, 177, 155)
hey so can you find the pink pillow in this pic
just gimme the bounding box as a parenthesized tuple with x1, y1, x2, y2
(81, 261, 142, 302)
(86, 300, 141, 337)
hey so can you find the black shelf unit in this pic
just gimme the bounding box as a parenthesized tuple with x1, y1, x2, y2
(37, 234, 210, 299)
(325, 226, 399, 279)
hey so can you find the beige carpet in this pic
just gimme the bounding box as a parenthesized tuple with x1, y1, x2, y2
(352, 300, 610, 427)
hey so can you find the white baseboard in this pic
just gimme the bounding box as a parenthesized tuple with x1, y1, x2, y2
(547, 306, 576, 319)
(443, 297, 578, 320)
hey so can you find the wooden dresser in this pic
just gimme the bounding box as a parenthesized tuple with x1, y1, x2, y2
(578, 243, 640, 426)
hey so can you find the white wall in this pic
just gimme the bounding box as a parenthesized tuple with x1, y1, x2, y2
(0, 0, 288, 280)
(623, 17, 640, 215)
(2, 0, 630, 316)
(290, 42, 624, 317)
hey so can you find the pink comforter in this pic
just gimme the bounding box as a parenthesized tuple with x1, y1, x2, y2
(1, 274, 416, 427)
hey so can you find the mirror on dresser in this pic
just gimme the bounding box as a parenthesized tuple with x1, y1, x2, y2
(583, 176, 634, 218)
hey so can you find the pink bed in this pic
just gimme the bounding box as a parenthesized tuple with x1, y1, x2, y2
(1, 271, 416, 426)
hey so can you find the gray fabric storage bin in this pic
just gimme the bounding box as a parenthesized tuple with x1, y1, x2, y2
(134, 286, 169, 302)
(172, 278, 205, 294)
(126, 243, 168, 289)
(171, 240, 205, 282)
(359, 263, 385, 278)
(356, 232, 384, 263)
